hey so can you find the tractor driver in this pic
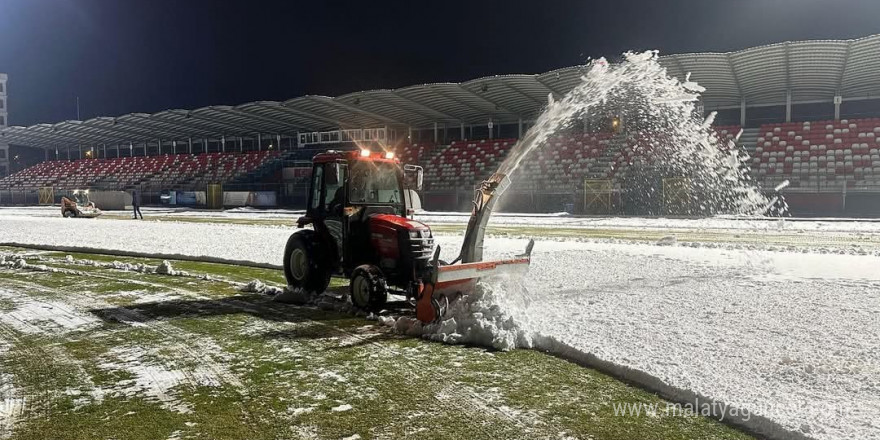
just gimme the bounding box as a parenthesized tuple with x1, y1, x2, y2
(328, 186, 345, 216)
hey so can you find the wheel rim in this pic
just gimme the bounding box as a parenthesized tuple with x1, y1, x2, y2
(289, 248, 308, 281)
(352, 275, 370, 307)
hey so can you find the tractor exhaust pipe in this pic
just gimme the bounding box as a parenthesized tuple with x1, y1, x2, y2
(457, 172, 512, 264)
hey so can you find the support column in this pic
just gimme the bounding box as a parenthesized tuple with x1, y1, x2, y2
(407, 126, 413, 142)
(257, 133, 262, 151)
(238, 137, 243, 152)
(460, 122, 465, 140)
(488, 120, 494, 140)
(785, 90, 792, 122)
(129, 142, 133, 157)
(67, 147, 70, 160)
(188, 138, 193, 154)
(156, 139, 162, 155)
(221, 135, 226, 152)
(433, 122, 439, 143)
(203, 138, 209, 153)
(276, 134, 281, 150)
(518, 118, 523, 138)
(834, 95, 842, 121)
(740, 98, 747, 127)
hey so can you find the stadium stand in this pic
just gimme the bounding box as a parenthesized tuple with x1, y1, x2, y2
(0, 150, 278, 190)
(422, 139, 516, 191)
(417, 126, 739, 193)
(752, 117, 880, 190)
(392, 141, 435, 166)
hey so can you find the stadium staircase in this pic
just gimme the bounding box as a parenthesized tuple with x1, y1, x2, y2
(739, 127, 760, 156)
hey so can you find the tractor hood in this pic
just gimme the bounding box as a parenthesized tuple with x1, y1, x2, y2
(369, 214, 434, 267)
(369, 214, 430, 233)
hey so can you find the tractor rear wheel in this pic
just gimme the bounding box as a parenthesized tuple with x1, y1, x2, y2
(283, 231, 330, 294)
(350, 265, 388, 311)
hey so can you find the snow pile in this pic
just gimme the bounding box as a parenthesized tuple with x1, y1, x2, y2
(108, 261, 150, 273)
(381, 276, 536, 351)
(154, 260, 178, 275)
(239, 279, 284, 296)
(655, 235, 677, 246)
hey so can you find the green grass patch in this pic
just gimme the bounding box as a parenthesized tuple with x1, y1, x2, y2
(0, 249, 754, 440)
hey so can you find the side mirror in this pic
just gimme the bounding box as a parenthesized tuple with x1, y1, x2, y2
(405, 189, 422, 212)
(404, 164, 424, 191)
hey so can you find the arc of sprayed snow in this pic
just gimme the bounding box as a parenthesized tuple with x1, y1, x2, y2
(0, 242, 282, 270)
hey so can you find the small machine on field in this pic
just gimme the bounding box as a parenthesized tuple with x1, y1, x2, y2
(60, 190, 103, 218)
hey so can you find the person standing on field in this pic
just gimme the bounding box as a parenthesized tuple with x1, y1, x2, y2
(131, 189, 143, 220)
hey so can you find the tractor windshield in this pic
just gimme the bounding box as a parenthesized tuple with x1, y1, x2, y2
(348, 160, 403, 206)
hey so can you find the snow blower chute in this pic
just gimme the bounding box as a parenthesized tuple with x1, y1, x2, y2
(282, 149, 533, 323)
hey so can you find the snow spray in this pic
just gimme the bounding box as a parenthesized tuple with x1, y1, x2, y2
(496, 51, 774, 216)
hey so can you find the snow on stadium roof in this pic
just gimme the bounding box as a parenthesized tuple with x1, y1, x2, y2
(3, 34, 880, 149)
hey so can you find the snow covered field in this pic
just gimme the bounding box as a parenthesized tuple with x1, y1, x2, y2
(6, 205, 880, 235)
(1, 213, 878, 439)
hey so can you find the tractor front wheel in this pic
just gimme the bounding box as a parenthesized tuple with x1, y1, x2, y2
(350, 265, 388, 311)
(283, 231, 330, 294)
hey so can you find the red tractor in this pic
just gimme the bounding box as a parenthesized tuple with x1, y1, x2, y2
(283, 149, 533, 322)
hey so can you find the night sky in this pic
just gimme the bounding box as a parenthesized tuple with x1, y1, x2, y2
(1, 0, 878, 126)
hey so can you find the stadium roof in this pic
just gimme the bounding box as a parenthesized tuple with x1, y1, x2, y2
(3, 34, 880, 150)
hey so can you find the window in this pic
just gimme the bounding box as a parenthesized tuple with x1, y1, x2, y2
(0, 115, 5, 126)
(0, 82, 4, 93)
(323, 163, 345, 213)
(309, 165, 323, 210)
(349, 161, 401, 204)
(0, 99, 4, 109)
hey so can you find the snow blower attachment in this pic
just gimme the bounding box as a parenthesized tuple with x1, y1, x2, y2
(283, 149, 533, 323)
(416, 172, 533, 322)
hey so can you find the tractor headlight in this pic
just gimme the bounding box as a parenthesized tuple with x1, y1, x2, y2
(409, 231, 420, 239)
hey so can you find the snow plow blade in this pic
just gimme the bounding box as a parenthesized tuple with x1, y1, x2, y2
(416, 239, 534, 323)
